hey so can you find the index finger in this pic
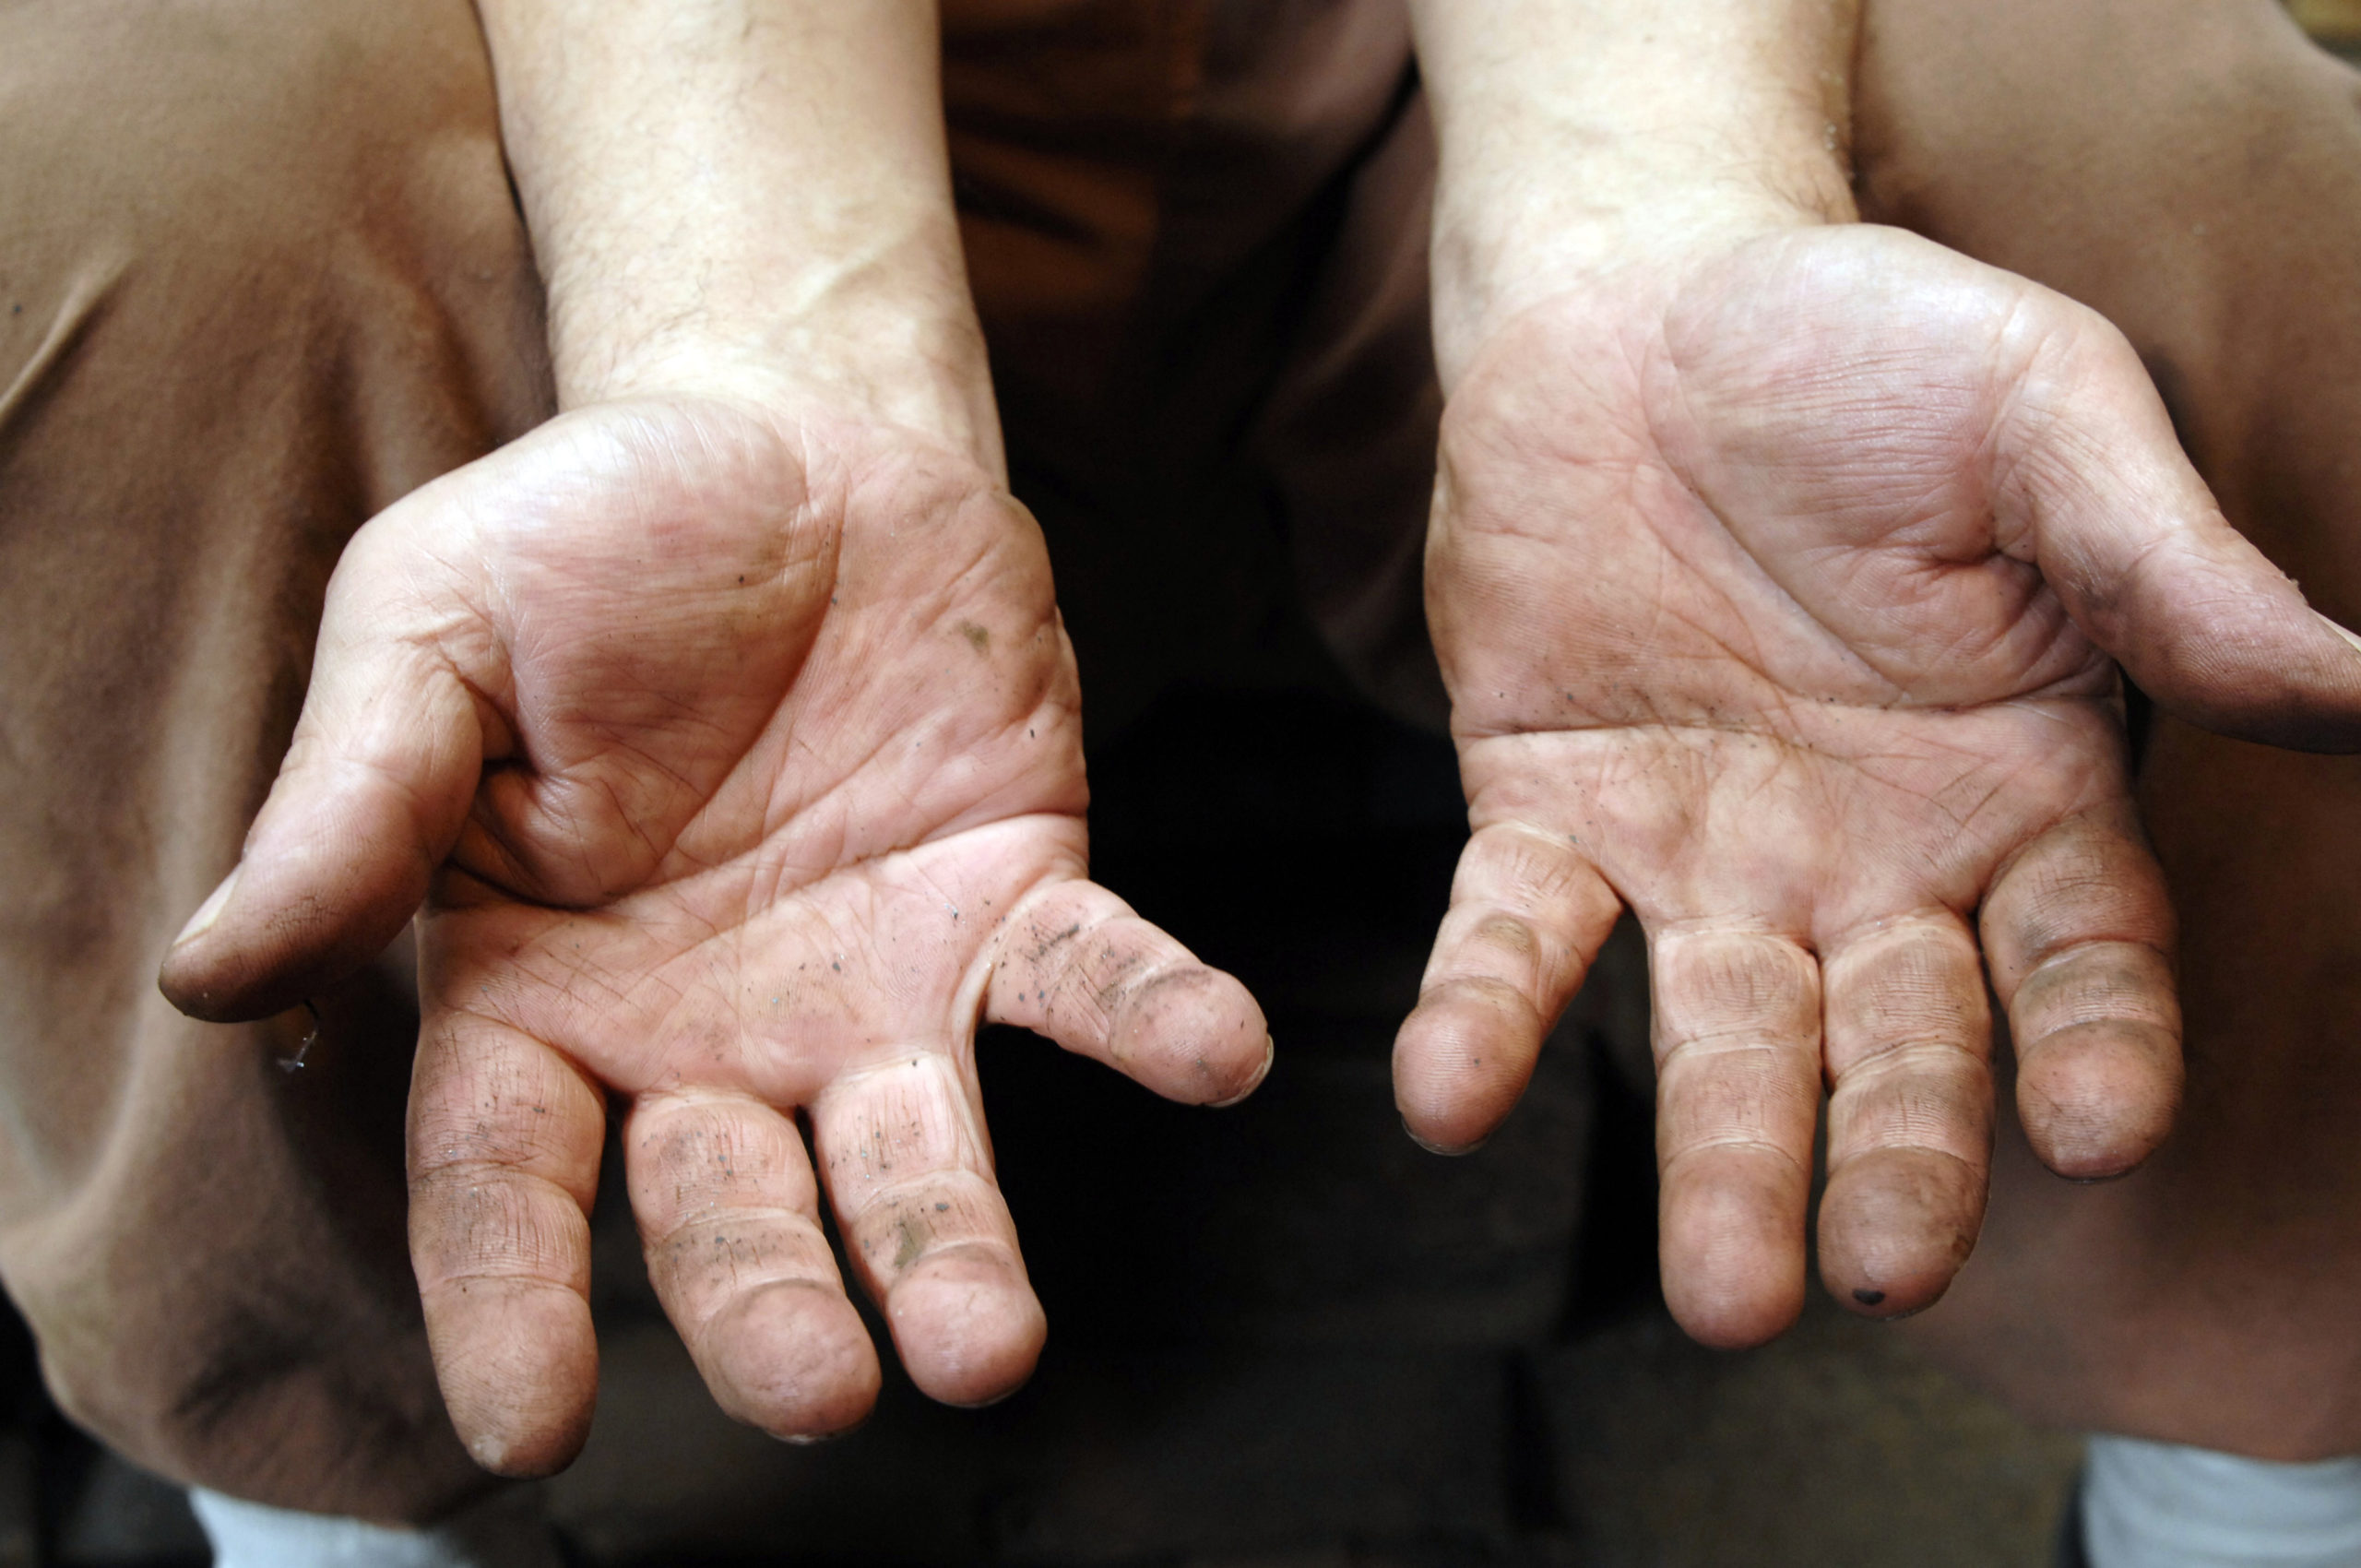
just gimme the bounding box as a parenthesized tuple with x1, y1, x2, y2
(985, 879, 1271, 1108)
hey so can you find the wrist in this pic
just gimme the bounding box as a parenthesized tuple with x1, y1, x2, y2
(548, 254, 1004, 476)
(481, 0, 1003, 472)
(1429, 190, 1849, 389)
(1412, 0, 1862, 387)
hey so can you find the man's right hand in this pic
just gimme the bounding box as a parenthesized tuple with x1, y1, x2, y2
(160, 397, 1271, 1473)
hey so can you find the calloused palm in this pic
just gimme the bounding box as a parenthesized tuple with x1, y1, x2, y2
(160, 399, 1270, 1473)
(1397, 227, 2361, 1347)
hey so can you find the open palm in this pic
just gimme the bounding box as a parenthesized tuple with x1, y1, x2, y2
(1398, 227, 2361, 1346)
(161, 399, 1269, 1472)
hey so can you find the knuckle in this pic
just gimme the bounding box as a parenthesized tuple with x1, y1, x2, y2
(650, 1218, 838, 1319)
(817, 1056, 990, 1197)
(409, 1034, 601, 1188)
(1414, 972, 1534, 1023)
(2012, 942, 2178, 1039)
(1463, 823, 1585, 905)
(1652, 930, 1819, 1048)
(409, 1169, 587, 1287)
(1655, 1039, 1821, 1156)
(628, 1095, 814, 1230)
(1823, 922, 1989, 1072)
(850, 1183, 1012, 1284)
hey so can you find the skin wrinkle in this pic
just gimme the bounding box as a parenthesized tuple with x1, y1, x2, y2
(35, 0, 2361, 1493)
(124, 0, 2361, 1482)
(840, 1167, 1003, 1234)
(1657, 279, 2109, 684)
(1408, 224, 2251, 1335)
(1985, 854, 2173, 972)
(746, 669, 1077, 867)
(1830, 1037, 1994, 1107)
(658, 1196, 822, 1248)
(1648, 371, 1912, 705)
(2014, 944, 2178, 1029)
(1831, 1099, 1992, 1163)
(1964, 288, 2058, 541)
(411, 1173, 590, 1277)
(1660, 1133, 1815, 1182)
(663, 1229, 811, 1313)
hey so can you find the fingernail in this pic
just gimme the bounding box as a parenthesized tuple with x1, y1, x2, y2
(2328, 616, 2361, 656)
(1403, 1119, 1486, 1158)
(1210, 1034, 1275, 1109)
(172, 867, 240, 949)
(777, 1417, 869, 1446)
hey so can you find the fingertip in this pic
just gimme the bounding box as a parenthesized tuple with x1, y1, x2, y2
(464, 1413, 590, 1481)
(1665, 1269, 1805, 1352)
(2136, 611, 2361, 754)
(156, 950, 235, 1024)
(885, 1245, 1046, 1408)
(156, 869, 252, 1020)
(1392, 978, 1544, 1154)
(429, 1280, 598, 1479)
(2265, 610, 2361, 752)
(1207, 1034, 1275, 1110)
(170, 864, 240, 947)
(1111, 965, 1272, 1106)
(1659, 1158, 1807, 1350)
(157, 841, 430, 1022)
(703, 1280, 881, 1442)
(2084, 518, 2361, 753)
(2017, 1020, 2182, 1180)
(1815, 1149, 1983, 1320)
(1402, 1120, 1489, 1158)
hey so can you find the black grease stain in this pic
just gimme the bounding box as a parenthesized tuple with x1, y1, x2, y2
(893, 1214, 926, 1270)
(1853, 1288, 1887, 1306)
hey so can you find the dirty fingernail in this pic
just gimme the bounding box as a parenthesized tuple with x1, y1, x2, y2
(172, 867, 241, 948)
(1404, 1120, 1486, 1158)
(1210, 1035, 1275, 1109)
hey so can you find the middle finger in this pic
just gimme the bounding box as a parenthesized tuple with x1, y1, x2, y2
(1650, 924, 1823, 1348)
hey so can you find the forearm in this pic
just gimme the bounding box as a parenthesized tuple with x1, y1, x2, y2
(476, 0, 998, 466)
(1409, 0, 1861, 383)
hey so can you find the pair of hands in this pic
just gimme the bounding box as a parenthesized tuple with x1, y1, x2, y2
(160, 225, 2361, 1472)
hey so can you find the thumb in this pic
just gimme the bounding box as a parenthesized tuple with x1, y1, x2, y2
(1998, 313, 2361, 752)
(159, 550, 489, 1022)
